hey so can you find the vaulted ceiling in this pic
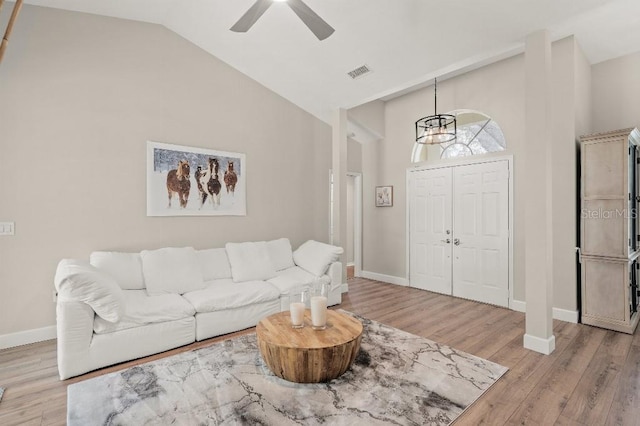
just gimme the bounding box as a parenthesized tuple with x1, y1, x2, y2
(23, 0, 640, 123)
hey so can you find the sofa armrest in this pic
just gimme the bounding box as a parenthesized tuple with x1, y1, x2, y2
(56, 300, 95, 379)
(327, 261, 343, 291)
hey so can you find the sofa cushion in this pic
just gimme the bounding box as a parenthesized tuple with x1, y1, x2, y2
(266, 238, 295, 271)
(293, 240, 344, 277)
(89, 251, 145, 290)
(183, 279, 280, 313)
(54, 259, 125, 323)
(141, 247, 205, 295)
(267, 266, 331, 294)
(197, 248, 232, 280)
(93, 290, 195, 334)
(225, 241, 276, 282)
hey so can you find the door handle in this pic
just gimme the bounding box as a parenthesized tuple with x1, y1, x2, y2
(441, 239, 451, 244)
(454, 238, 461, 245)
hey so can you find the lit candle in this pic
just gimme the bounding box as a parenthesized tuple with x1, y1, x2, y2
(310, 296, 327, 329)
(290, 302, 305, 328)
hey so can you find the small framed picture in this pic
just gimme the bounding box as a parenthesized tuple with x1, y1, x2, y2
(375, 186, 393, 207)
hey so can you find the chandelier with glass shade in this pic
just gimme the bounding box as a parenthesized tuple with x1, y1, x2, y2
(415, 77, 456, 144)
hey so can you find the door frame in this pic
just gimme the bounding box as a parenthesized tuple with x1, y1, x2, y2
(347, 172, 363, 277)
(329, 170, 363, 277)
(406, 154, 514, 308)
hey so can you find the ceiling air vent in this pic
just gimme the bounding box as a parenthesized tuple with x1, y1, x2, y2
(347, 64, 372, 80)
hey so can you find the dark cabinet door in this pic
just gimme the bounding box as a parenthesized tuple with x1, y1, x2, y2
(632, 261, 639, 315)
(629, 142, 638, 252)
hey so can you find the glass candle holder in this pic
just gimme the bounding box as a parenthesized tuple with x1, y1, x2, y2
(310, 282, 329, 330)
(289, 289, 308, 329)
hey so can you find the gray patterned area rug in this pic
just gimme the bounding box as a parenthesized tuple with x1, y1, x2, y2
(67, 312, 507, 425)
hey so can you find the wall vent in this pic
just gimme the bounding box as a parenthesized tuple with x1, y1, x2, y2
(347, 64, 372, 79)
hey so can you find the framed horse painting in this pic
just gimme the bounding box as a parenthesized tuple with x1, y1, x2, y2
(146, 141, 246, 216)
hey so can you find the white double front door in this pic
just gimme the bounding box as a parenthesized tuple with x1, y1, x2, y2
(409, 160, 510, 307)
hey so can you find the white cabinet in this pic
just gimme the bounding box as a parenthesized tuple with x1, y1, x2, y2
(408, 160, 510, 307)
(580, 128, 640, 334)
(580, 256, 638, 334)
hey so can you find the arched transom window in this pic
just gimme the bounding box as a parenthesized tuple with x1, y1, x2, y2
(411, 109, 506, 162)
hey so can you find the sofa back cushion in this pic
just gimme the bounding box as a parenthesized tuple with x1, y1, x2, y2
(54, 259, 125, 323)
(89, 251, 145, 290)
(293, 240, 344, 277)
(266, 238, 295, 271)
(197, 248, 232, 281)
(141, 247, 205, 295)
(225, 241, 277, 282)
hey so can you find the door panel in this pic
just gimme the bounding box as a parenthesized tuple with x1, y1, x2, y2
(409, 168, 452, 295)
(452, 161, 509, 307)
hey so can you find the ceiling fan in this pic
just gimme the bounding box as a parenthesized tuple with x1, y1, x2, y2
(230, 0, 335, 41)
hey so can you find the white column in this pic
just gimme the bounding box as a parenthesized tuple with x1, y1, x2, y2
(332, 108, 348, 283)
(523, 30, 556, 354)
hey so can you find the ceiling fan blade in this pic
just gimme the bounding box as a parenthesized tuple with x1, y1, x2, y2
(230, 0, 272, 33)
(287, 0, 335, 40)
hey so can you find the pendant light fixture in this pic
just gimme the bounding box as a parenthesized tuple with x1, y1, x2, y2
(415, 77, 456, 144)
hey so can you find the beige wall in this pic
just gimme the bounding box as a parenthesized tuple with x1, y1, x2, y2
(347, 138, 362, 173)
(591, 51, 640, 133)
(348, 100, 385, 139)
(0, 6, 332, 336)
(574, 40, 592, 312)
(550, 36, 585, 312)
(574, 43, 592, 138)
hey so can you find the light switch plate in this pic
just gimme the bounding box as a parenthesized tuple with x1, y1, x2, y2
(0, 222, 15, 235)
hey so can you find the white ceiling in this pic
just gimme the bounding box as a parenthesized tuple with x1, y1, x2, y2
(24, 0, 640, 123)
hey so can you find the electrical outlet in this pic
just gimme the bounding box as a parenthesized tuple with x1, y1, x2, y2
(0, 222, 15, 236)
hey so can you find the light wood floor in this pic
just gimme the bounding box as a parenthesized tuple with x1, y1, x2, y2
(1, 278, 639, 425)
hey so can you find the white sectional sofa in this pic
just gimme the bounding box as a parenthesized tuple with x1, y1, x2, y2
(54, 238, 344, 380)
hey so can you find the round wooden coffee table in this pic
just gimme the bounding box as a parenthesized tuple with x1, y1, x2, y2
(256, 310, 363, 383)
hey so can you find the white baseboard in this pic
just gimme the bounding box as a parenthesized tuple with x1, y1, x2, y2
(361, 271, 409, 286)
(0, 325, 57, 350)
(510, 299, 526, 313)
(357, 277, 578, 324)
(510, 299, 579, 324)
(524, 333, 556, 355)
(552, 307, 579, 323)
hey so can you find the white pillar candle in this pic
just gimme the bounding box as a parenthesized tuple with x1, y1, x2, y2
(290, 302, 305, 327)
(310, 296, 328, 328)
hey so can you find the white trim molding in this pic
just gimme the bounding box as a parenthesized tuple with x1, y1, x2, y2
(523, 333, 556, 355)
(347, 172, 363, 279)
(356, 271, 579, 324)
(361, 271, 409, 287)
(0, 325, 57, 350)
(552, 307, 580, 324)
(510, 299, 526, 313)
(510, 300, 578, 323)
(359, 275, 579, 324)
